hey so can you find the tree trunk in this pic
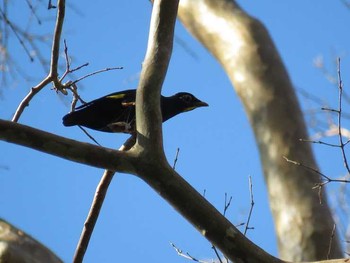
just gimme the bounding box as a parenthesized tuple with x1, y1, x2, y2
(178, 0, 342, 261)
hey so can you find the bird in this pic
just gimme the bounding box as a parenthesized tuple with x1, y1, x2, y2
(62, 89, 208, 133)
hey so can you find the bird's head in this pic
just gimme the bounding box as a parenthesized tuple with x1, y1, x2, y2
(161, 92, 208, 121)
(172, 92, 209, 112)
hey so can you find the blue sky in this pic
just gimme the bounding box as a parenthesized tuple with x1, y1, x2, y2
(1, 1, 350, 262)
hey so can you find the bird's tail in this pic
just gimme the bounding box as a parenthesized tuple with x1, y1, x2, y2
(62, 111, 81, 126)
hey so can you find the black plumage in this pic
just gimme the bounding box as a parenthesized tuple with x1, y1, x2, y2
(62, 89, 208, 133)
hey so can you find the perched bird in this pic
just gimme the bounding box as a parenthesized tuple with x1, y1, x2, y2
(62, 89, 208, 133)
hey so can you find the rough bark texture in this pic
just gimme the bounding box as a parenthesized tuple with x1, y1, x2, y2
(178, 0, 342, 261)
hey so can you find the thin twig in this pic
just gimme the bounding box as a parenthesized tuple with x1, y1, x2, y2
(12, 76, 52, 122)
(66, 82, 86, 112)
(283, 156, 350, 190)
(12, 0, 66, 122)
(211, 193, 232, 263)
(321, 107, 340, 113)
(327, 224, 336, 259)
(173, 147, 180, 170)
(0, 6, 34, 61)
(292, 61, 350, 197)
(299, 138, 340, 148)
(223, 193, 232, 217)
(283, 157, 325, 182)
(73, 169, 115, 263)
(48, 0, 57, 9)
(244, 176, 255, 236)
(235, 222, 245, 228)
(60, 39, 89, 82)
(25, 0, 42, 25)
(170, 243, 209, 263)
(73, 135, 136, 263)
(70, 67, 123, 86)
(174, 35, 199, 60)
(211, 246, 223, 263)
(78, 126, 101, 146)
(336, 58, 350, 175)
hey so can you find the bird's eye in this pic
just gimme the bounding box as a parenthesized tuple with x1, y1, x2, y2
(181, 94, 192, 103)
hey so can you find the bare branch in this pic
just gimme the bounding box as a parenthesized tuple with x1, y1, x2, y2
(177, 1, 342, 258)
(12, 0, 66, 122)
(171, 243, 209, 263)
(49, 0, 65, 85)
(299, 138, 340, 148)
(172, 147, 180, 169)
(327, 224, 337, 260)
(0, 6, 34, 61)
(69, 66, 123, 86)
(321, 108, 340, 114)
(223, 193, 232, 217)
(66, 83, 86, 112)
(59, 39, 89, 82)
(25, 0, 42, 25)
(244, 176, 255, 236)
(73, 135, 136, 263)
(211, 246, 224, 263)
(0, 119, 134, 173)
(283, 157, 350, 188)
(78, 126, 101, 146)
(11, 75, 52, 122)
(335, 58, 350, 175)
(73, 171, 116, 263)
(48, 0, 57, 9)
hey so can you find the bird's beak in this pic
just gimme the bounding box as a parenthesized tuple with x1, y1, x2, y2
(183, 100, 209, 112)
(194, 101, 209, 107)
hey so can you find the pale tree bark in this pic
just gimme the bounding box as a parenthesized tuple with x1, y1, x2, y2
(178, 0, 342, 261)
(0, 219, 63, 263)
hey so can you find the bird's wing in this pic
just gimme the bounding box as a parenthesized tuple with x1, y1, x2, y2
(75, 89, 136, 110)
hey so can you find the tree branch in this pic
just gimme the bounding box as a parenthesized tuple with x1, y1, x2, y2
(134, 0, 179, 154)
(0, 119, 135, 173)
(50, 0, 65, 91)
(177, 0, 342, 260)
(73, 135, 136, 263)
(12, 0, 66, 122)
(131, 1, 282, 262)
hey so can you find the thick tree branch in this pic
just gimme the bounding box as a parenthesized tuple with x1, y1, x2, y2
(137, 161, 285, 263)
(178, 0, 342, 261)
(134, 0, 179, 155)
(0, 119, 135, 173)
(131, 1, 282, 262)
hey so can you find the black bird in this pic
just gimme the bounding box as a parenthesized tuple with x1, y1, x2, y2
(62, 89, 208, 133)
